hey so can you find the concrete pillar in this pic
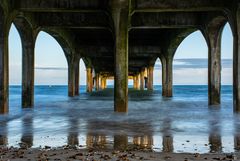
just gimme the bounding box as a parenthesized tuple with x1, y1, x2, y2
(140, 69, 145, 90)
(21, 36, 35, 108)
(104, 78, 107, 89)
(74, 59, 80, 96)
(100, 76, 105, 90)
(133, 75, 137, 89)
(111, 0, 130, 112)
(95, 74, 100, 91)
(205, 25, 223, 105)
(68, 60, 75, 97)
(147, 66, 154, 91)
(161, 57, 173, 97)
(233, 9, 240, 112)
(136, 74, 140, 90)
(86, 68, 93, 92)
(0, 16, 9, 114)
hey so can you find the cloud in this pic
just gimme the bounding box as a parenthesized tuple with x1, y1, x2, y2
(35, 67, 68, 71)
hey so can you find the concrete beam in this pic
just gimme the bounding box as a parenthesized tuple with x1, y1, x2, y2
(14, 0, 108, 12)
(34, 12, 110, 29)
(133, 0, 229, 13)
(131, 12, 201, 29)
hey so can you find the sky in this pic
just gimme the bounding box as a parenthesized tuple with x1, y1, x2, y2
(8, 23, 233, 85)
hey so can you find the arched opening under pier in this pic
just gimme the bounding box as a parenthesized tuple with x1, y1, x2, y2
(173, 30, 208, 98)
(221, 23, 233, 101)
(9, 24, 22, 108)
(79, 59, 87, 93)
(153, 58, 162, 90)
(35, 31, 68, 100)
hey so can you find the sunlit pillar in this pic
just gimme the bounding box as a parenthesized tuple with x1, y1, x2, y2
(136, 74, 140, 90)
(86, 67, 93, 92)
(147, 66, 154, 91)
(100, 76, 105, 90)
(111, 0, 130, 112)
(140, 68, 145, 90)
(0, 14, 9, 113)
(133, 75, 137, 89)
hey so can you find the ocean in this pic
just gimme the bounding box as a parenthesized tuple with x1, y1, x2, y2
(0, 85, 237, 153)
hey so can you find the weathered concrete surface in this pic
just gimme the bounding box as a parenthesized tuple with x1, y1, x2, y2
(111, 0, 130, 112)
(147, 66, 153, 91)
(203, 17, 226, 105)
(161, 57, 173, 97)
(0, 11, 9, 114)
(67, 60, 76, 97)
(233, 8, 240, 112)
(14, 18, 36, 107)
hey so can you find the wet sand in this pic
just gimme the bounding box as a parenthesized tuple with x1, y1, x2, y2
(0, 146, 239, 161)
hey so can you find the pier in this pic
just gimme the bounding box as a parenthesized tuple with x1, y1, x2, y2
(0, 0, 239, 113)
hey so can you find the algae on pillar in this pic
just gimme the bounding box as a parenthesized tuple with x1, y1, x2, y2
(111, 0, 130, 112)
(67, 59, 76, 97)
(161, 56, 173, 97)
(0, 13, 9, 113)
(203, 19, 225, 105)
(232, 8, 240, 112)
(140, 68, 145, 90)
(14, 18, 36, 108)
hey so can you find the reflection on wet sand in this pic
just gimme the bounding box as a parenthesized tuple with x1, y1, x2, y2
(67, 116, 79, 146)
(114, 135, 128, 150)
(0, 122, 7, 146)
(20, 115, 33, 148)
(234, 116, 240, 151)
(162, 118, 173, 152)
(86, 134, 107, 149)
(133, 135, 153, 149)
(208, 111, 222, 153)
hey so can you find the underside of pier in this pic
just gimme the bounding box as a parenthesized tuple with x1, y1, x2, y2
(0, 0, 240, 113)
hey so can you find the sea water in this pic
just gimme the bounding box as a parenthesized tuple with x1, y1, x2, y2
(0, 85, 238, 153)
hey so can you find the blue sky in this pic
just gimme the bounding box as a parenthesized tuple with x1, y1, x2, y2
(9, 23, 233, 85)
